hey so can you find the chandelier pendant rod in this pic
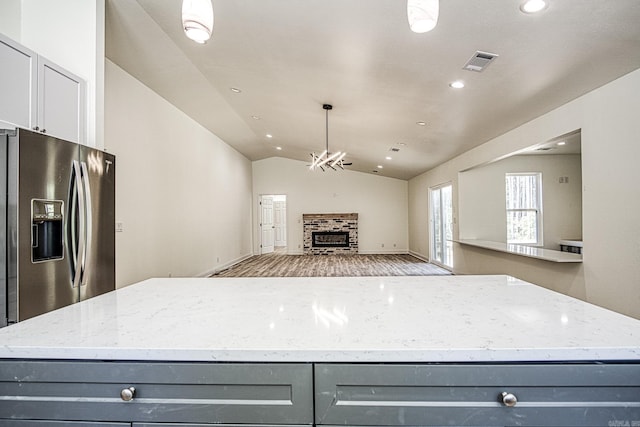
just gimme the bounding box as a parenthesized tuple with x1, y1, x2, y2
(324, 104, 332, 156)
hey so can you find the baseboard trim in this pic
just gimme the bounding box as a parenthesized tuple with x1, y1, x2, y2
(408, 250, 430, 262)
(357, 249, 409, 255)
(199, 253, 254, 277)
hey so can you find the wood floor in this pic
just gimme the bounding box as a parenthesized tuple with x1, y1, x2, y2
(213, 252, 451, 277)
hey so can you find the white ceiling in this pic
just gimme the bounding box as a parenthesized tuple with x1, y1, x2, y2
(105, 0, 640, 180)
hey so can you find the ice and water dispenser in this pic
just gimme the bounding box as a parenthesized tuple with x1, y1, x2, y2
(31, 199, 64, 262)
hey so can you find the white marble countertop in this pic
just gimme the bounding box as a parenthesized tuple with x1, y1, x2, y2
(0, 275, 638, 362)
(455, 239, 583, 263)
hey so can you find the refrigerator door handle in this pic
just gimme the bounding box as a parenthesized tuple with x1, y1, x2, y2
(68, 164, 78, 284)
(80, 161, 92, 287)
(70, 160, 86, 289)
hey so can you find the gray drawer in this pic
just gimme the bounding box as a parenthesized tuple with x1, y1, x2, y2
(0, 422, 127, 426)
(315, 363, 640, 426)
(134, 425, 310, 427)
(0, 361, 313, 424)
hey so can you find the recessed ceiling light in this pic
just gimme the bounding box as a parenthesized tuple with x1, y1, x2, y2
(266, 134, 273, 138)
(251, 115, 261, 120)
(276, 146, 282, 150)
(230, 87, 242, 93)
(385, 156, 392, 160)
(520, 0, 547, 14)
(450, 80, 465, 89)
(377, 165, 384, 169)
(398, 142, 407, 146)
(416, 121, 426, 126)
(557, 141, 566, 146)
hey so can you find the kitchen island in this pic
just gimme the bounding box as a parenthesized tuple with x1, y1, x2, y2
(0, 275, 639, 426)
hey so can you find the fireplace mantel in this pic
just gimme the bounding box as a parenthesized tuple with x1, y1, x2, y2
(303, 213, 358, 221)
(303, 213, 358, 255)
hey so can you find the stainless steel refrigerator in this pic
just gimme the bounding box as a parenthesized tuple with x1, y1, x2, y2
(1, 128, 115, 326)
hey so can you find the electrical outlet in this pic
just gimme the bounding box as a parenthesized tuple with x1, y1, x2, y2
(115, 222, 124, 232)
(381, 243, 385, 248)
(216, 257, 220, 263)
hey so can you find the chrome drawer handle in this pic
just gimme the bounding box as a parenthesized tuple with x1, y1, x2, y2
(120, 386, 136, 401)
(501, 391, 518, 407)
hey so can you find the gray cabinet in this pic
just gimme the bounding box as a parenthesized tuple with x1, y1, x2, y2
(2, 360, 639, 426)
(315, 363, 640, 427)
(0, 361, 313, 425)
(0, 32, 85, 143)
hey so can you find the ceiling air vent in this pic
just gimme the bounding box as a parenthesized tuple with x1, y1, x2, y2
(463, 51, 499, 72)
(390, 147, 400, 152)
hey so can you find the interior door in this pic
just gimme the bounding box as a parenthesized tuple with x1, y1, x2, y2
(430, 183, 453, 269)
(260, 196, 275, 254)
(274, 199, 287, 247)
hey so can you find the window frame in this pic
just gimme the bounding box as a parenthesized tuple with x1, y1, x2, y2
(505, 172, 543, 246)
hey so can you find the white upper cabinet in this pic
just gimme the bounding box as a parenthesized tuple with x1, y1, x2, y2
(0, 33, 37, 131)
(37, 57, 85, 143)
(0, 33, 85, 143)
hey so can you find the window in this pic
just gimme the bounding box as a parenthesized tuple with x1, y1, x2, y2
(505, 173, 542, 245)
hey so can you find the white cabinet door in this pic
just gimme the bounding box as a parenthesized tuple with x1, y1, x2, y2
(0, 33, 85, 143)
(37, 57, 85, 143)
(0, 33, 37, 131)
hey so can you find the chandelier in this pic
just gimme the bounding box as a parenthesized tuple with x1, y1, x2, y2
(309, 104, 349, 171)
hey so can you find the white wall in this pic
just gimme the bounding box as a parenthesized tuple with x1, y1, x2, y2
(105, 60, 253, 287)
(459, 154, 582, 249)
(253, 157, 408, 255)
(0, 0, 21, 40)
(0, 0, 104, 148)
(409, 67, 640, 319)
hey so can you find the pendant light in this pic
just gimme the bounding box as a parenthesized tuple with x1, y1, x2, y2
(309, 104, 349, 172)
(182, 0, 214, 44)
(407, 0, 439, 33)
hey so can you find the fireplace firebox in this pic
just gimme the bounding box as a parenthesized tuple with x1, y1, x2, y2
(312, 231, 350, 248)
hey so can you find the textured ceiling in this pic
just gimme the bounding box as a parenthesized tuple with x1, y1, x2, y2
(106, 0, 640, 180)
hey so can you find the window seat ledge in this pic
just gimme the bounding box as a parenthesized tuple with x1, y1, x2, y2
(454, 239, 583, 263)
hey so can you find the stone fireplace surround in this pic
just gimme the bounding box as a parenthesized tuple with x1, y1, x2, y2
(303, 213, 358, 255)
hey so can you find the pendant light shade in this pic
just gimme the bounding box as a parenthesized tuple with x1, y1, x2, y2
(407, 0, 439, 33)
(182, 0, 214, 44)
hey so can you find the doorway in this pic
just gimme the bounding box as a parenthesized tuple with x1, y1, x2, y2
(259, 195, 287, 254)
(429, 183, 453, 269)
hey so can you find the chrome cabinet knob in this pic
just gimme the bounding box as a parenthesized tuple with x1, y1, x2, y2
(120, 386, 136, 401)
(32, 126, 39, 131)
(501, 391, 518, 407)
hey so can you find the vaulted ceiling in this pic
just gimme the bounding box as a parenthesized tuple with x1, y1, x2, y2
(106, 0, 640, 179)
